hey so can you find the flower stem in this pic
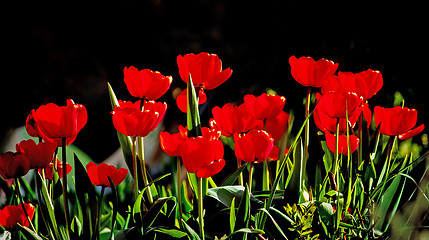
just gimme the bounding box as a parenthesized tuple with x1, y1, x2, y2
(95, 186, 105, 240)
(176, 157, 183, 229)
(304, 87, 311, 163)
(15, 178, 36, 232)
(237, 158, 243, 186)
(61, 138, 71, 236)
(248, 162, 254, 193)
(197, 177, 205, 240)
(138, 136, 153, 205)
(132, 137, 138, 201)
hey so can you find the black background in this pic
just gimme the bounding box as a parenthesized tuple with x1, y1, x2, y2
(2, 0, 428, 161)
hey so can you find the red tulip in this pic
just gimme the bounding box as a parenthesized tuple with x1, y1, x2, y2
(180, 136, 225, 178)
(322, 70, 383, 101)
(0, 203, 35, 229)
(33, 99, 87, 146)
(0, 152, 30, 179)
(265, 111, 290, 142)
(316, 91, 363, 119)
(234, 130, 274, 163)
(16, 139, 57, 169)
(111, 100, 167, 137)
(325, 132, 360, 156)
(25, 109, 41, 138)
(159, 125, 188, 156)
(243, 93, 286, 120)
(41, 157, 72, 181)
(289, 55, 338, 88)
(374, 106, 425, 140)
(176, 88, 207, 113)
(177, 52, 232, 90)
(123, 66, 172, 100)
(86, 162, 128, 187)
(211, 103, 263, 137)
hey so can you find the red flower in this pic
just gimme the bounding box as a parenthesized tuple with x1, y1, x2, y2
(211, 103, 263, 137)
(374, 106, 425, 140)
(123, 66, 172, 100)
(325, 132, 360, 156)
(289, 55, 338, 88)
(0, 152, 30, 179)
(0, 203, 35, 229)
(234, 130, 274, 163)
(180, 136, 225, 178)
(26, 109, 40, 138)
(16, 139, 57, 170)
(42, 157, 72, 181)
(322, 70, 383, 101)
(265, 111, 290, 142)
(86, 162, 128, 187)
(177, 52, 232, 90)
(159, 125, 188, 156)
(243, 93, 286, 120)
(176, 88, 207, 113)
(316, 91, 363, 119)
(33, 99, 87, 146)
(111, 100, 167, 137)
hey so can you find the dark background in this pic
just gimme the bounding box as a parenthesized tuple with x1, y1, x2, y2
(1, 1, 428, 161)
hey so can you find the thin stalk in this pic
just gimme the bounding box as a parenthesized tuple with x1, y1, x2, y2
(176, 157, 183, 229)
(35, 173, 55, 240)
(94, 186, 105, 240)
(197, 177, 205, 240)
(304, 87, 311, 164)
(61, 138, 71, 236)
(248, 162, 254, 193)
(15, 178, 36, 232)
(334, 118, 341, 234)
(132, 136, 138, 201)
(138, 136, 153, 205)
(262, 120, 271, 190)
(237, 158, 243, 186)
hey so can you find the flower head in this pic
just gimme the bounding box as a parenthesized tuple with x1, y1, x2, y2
(289, 55, 338, 88)
(123, 66, 172, 100)
(177, 52, 232, 90)
(0, 203, 35, 229)
(42, 157, 72, 181)
(243, 93, 286, 120)
(234, 130, 274, 163)
(0, 152, 30, 179)
(33, 99, 87, 146)
(16, 139, 57, 169)
(86, 162, 128, 187)
(325, 132, 360, 156)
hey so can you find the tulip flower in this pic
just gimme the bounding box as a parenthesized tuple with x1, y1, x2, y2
(41, 157, 72, 181)
(111, 100, 167, 137)
(16, 139, 57, 169)
(176, 88, 207, 113)
(0, 152, 30, 179)
(33, 99, 87, 146)
(177, 52, 232, 90)
(289, 55, 338, 88)
(265, 110, 290, 142)
(374, 106, 425, 140)
(325, 132, 360, 156)
(123, 66, 172, 100)
(243, 93, 286, 120)
(25, 109, 41, 138)
(159, 125, 188, 157)
(322, 70, 383, 101)
(0, 203, 35, 229)
(180, 136, 225, 178)
(211, 103, 263, 137)
(86, 162, 128, 187)
(234, 130, 274, 163)
(316, 91, 363, 119)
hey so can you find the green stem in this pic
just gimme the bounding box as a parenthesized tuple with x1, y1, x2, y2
(132, 136, 138, 201)
(94, 186, 105, 240)
(15, 178, 36, 233)
(61, 138, 71, 236)
(176, 157, 183, 229)
(237, 158, 243, 186)
(138, 136, 153, 205)
(304, 87, 311, 163)
(248, 162, 254, 193)
(334, 118, 341, 234)
(197, 177, 205, 240)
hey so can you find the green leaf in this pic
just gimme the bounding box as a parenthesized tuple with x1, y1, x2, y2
(220, 163, 248, 186)
(107, 177, 118, 240)
(186, 75, 202, 138)
(182, 219, 201, 240)
(152, 227, 187, 238)
(17, 225, 45, 240)
(229, 197, 236, 234)
(257, 208, 288, 239)
(206, 186, 245, 208)
(227, 228, 265, 238)
(235, 184, 251, 237)
(142, 196, 176, 232)
(71, 215, 82, 236)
